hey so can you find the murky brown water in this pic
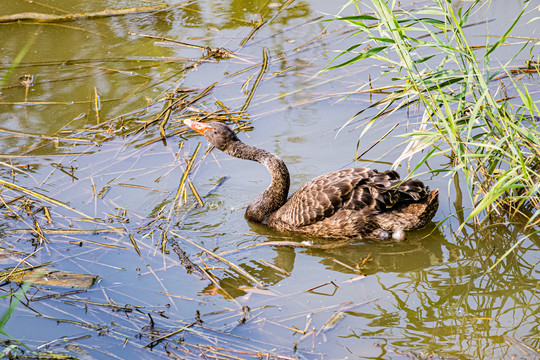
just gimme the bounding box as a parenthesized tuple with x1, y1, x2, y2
(0, 0, 539, 359)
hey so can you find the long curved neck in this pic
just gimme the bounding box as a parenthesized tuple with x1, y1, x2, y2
(223, 141, 290, 223)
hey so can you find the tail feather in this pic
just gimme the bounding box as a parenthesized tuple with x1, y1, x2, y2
(397, 179, 429, 201)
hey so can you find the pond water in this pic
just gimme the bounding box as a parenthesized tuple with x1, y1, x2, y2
(0, 0, 539, 359)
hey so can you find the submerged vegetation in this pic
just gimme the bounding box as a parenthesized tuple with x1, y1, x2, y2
(328, 0, 540, 229)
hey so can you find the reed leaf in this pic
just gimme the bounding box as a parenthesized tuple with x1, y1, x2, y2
(330, 0, 539, 227)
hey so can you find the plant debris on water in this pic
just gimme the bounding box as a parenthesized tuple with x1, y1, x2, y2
(0, 0, 538, 359)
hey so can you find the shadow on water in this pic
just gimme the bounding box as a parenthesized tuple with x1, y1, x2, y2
(247, 220, 445, 276)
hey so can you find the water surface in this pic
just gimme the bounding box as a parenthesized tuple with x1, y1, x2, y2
(0, 1, 539, 359)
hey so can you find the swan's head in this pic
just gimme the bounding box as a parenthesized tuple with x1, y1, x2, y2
(184, 119, 240, 152)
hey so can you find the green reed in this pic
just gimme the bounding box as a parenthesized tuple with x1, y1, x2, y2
(328, 0, 539, 228)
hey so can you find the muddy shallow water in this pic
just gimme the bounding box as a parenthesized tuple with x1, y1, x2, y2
(0, 0, 539, 359)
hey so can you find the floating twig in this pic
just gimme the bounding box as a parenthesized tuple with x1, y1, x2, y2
(0, 4, 170, 23)
(170, 231, 263, 287)
(170, 242, 209, 280)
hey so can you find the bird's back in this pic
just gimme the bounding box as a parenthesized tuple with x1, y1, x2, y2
(267, 168, 438, 239)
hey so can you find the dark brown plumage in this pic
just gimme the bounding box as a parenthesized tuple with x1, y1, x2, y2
(184, 119, 438, 240)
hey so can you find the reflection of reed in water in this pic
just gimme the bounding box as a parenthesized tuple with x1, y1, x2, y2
(346, 214, 540, 360)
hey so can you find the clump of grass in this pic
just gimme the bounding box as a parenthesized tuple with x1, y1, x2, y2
(327, 0, 540, 228)
(0, 282, 31, 357)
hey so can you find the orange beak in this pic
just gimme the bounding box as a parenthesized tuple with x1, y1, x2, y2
(184, 119, 212, 135)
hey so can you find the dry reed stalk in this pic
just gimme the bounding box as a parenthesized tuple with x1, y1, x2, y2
(38, 314, 107, 330)
(240, 20, 268, 47)
(57, 297, 142, 311)
(116, 183, 168, 193)
(302, 281, 338, 293)
(187, 179, 203, 207)
(176, 176, 229, 228)
(258, 259, 291, 276)
(239, 0, 298, 48)
(0, 261, 52, 281)
(0, 101, 87, 106)
(159, 84, 183, 143)
(342, 275, 366, 283)
(169, 342, 300, 360)
(360, 253, 372, 267)
(0, 4, 170, 23)
(0, 195, 25, 208)
(32, 218, 47, 244)
(240, 49, 269, 113)
(76, 257, 126, 271)
(226, 63, 261, 78)
(10, 228, 126, 234)
(156, 292, 198, 302)
(316, 311, 343, 335)
(134, 218, 163, 233)
(0, 152, 95, 158)
(331, 258, 360, 272)
(62, 237, 126, 249)
(258, 318, 305, 333)
(272, 300, 378, 327)
(355, 122, 399, 160)
(164, 143, 201, 235)
(1, 197, 50, 244)
(198, 265, 239, 302)
(75, 63, 141, 77)
(128, 232, 142, 258)
(144, 326, 191, 349)
(131, 83, 216, 138)
(0, 247, 43, 283)
(130, 32, 209, 50)
(31, 289, 88, 302)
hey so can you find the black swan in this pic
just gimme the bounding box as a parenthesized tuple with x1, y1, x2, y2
(184, 119, 438, 240)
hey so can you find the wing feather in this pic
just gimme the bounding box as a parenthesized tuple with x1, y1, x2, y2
(271, 168, 373, 226)
(270, 168, 430, 228)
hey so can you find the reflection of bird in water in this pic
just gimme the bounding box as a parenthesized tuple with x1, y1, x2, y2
(185, 120, 438, 240)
